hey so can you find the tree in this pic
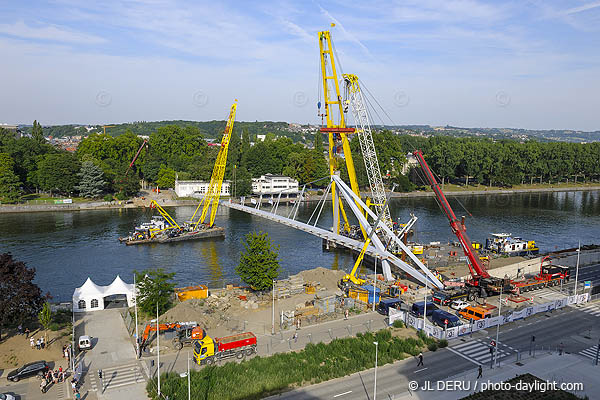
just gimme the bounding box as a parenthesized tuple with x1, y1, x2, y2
(0, 253, 45, 340)
(114, 171, 141, 197)
(0, 153, 22, 203)
(235, 166, 253, 196)
(157, 166, 176, 188)
(36, 152, 81, 195)
(134, 268, 176, 315)
(38, 302, 52, 345)
(235, 231, 280, 290)
(75, 160, 106, 198)
(32, 120, 45, 144)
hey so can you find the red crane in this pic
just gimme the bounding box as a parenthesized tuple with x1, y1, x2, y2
(125, 139, 148, 176)
(413, 150, 512, 298)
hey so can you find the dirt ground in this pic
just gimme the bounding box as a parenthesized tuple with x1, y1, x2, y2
(157, 267, 346, 340)
(0, 328, 70, 372)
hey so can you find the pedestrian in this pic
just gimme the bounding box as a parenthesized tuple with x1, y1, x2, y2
(18, 324, 23, 335)
(477, 365, 482, 379)
(53, 369, 59, 384)
(293, 332, 298, 343)
(417, 352, 424, 367)
(30, 337, 35, 349)
(559, 342, 564, 356)
(58, 366, 63, 382)
(75, 391, 81, 400)
(65, 347, 70, 361)
(40, 337, 45, 349)
(46, 369, 53, 383)
(25, 327, 30, 339)
(71, 379, 77, 393)
(62, 345, 67, 358)
(344, 309, 349, 320)
(36, 339, 41, 350)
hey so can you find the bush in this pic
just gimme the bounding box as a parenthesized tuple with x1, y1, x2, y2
(317, 190, 324, 195)
(427, 342, 438, 351)
(438, 339, 448, 348)
(115, 192, 127, 200)
(103, 194, 113, 202)
(49, 322, 60, 331)
(392, 320, 404, 328)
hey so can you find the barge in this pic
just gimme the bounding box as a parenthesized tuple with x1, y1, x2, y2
(122, 226, 225, 245)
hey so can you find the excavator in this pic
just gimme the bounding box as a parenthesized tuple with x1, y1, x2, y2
(139, 321, 203, 351)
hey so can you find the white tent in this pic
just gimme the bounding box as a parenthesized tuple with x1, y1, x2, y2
(72, 275, 135, 312)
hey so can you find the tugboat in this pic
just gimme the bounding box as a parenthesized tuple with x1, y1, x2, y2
(485, 233, 539, 256)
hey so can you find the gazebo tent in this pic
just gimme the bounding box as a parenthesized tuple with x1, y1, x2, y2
(72, 275, 135, 312)
(105, 275, 136, 307)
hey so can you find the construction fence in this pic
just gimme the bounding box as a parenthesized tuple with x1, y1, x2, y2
(389, 292, 591, 340)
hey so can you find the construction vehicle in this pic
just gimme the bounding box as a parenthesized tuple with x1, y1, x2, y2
(512, 257, 569, 294)
(432, 288, 470, 306)
(193, 330, 257, 365)
(413, 150, 513, 300)
(139, 322, 202, 351)
(189, 101, 237, 229)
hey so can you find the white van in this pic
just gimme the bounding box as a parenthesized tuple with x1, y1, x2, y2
(78, 335, 92, 351)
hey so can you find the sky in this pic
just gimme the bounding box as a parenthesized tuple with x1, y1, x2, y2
(0, 0, 599, 131)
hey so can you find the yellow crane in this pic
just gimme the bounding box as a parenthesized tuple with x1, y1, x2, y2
(342, 184, 395, 286)
(102, 125, 115, 135)
(190, 101, 238, 229)
(149, 200, 181, 232)
(318, 30, 365, 238)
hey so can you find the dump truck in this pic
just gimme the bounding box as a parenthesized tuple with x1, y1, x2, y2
(193, 331, 257, 365)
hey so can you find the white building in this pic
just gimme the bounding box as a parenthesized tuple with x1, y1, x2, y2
(175, 180, 231, 198)
(402, 152, 419, 175)
(252, 174, 298, 198)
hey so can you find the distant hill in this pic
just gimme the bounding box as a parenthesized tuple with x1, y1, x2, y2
(18, 121, 600, 144)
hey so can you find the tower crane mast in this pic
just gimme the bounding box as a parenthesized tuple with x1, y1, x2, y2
(318, 30, 365, 238)
(343, 74, 392, 231)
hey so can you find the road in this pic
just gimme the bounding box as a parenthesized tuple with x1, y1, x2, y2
(269, 299, 600, 400)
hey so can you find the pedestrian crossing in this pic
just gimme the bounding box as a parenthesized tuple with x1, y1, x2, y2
(448, 338, 515, 366)
(579, 346, 599, 362)
(576, 303, 600, 317)
(89, 362, 146, 392)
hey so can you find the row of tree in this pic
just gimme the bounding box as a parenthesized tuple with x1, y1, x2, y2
(4, 120, 600, 203)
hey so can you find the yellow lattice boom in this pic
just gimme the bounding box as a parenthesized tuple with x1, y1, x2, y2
(191, 101, 238, 228)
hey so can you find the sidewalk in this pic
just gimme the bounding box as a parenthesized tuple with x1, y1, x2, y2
(397, 352, 598, 399)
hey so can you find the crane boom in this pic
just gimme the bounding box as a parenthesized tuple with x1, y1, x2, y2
(190, 101, 237, 228)
(343, 74, 392, 231)
(413, 150, 490, 280)
(150, 200, 181, 231)
(125, 139, 148, 176)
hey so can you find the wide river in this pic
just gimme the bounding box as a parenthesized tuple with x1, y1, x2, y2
(1, 190, 599, 301)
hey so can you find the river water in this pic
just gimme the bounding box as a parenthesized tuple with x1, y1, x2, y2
(1, 190, 599, 301)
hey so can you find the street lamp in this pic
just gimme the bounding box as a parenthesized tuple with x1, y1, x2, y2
(494, 288, 502, 367)
(157, 303, 161, 396)
(373, 341, 378, 400)
(272, 279, 276, 335)
(574, 241, 581, 298)
(134, 274, 139, 358)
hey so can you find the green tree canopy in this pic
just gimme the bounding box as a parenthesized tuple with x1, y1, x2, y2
(0, 153, 22, 203)
(32, 120, 44, 144)
(134, 268, 176, 315)
(235, 231, 280, 290)
(157, 166, 176, 188)
(0, 253, 45, 340)
(36, 152, 81, 195)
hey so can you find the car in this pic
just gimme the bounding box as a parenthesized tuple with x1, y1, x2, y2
(78, 335, 92, 351)
(1, 394, 17, 400)
(7, 361, 49, 382)
(450, 300, 469, 310)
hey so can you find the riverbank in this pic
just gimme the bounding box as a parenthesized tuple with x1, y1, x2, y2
(2, 183, 599, 213)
